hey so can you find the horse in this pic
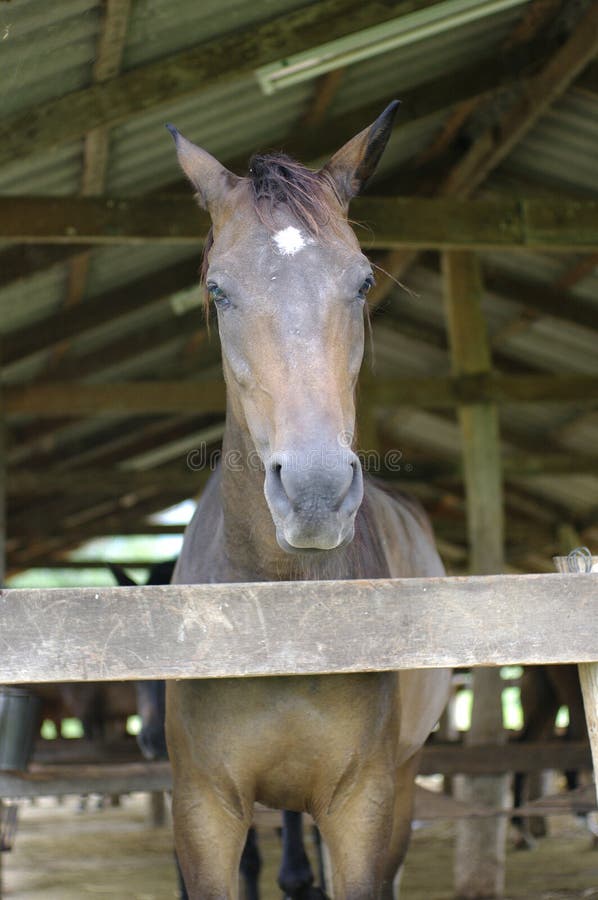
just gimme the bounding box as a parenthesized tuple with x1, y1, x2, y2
(165, 102, 451, 899)
(513, 664, 589, 848)
(110, 561, 325, 899)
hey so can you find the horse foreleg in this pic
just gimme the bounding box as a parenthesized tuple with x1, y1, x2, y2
(379, 756, 419, 900)
(316, 774, 397, 900)
(172, 781, 251, 900)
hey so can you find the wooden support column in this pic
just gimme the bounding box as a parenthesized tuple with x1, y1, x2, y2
(0, 373, 5, 898)
(553, 546, 598, 808)
(443, 251, 508, 899)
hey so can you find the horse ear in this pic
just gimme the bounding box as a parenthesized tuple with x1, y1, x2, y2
(166, 124, 240, 211)
(321, 101, 400, 206)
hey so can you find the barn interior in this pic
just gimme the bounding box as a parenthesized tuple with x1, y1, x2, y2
(0, 0, 598, 898)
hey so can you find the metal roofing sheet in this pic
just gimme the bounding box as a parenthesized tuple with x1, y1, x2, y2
(0, 0, 99, 116)
(499, 91, 598, 198)
(330, 3, 525, 115)
(122, 0, 309, 70)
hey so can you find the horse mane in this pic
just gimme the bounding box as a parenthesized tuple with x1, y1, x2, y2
(200, 153, 345, 321)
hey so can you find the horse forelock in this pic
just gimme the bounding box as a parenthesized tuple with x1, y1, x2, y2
(247, 153, 343, 237)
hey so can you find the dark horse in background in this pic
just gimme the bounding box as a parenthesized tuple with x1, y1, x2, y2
(165, 103, 451, 899)
(111, 562, 325, 899)
(513, 664, 590, 848)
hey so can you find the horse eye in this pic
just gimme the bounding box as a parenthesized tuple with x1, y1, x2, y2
(357, 274, 375, 300)
(207, 282, 230, 309)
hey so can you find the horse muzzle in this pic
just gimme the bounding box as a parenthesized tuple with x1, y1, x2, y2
(264, 450, 364, 552)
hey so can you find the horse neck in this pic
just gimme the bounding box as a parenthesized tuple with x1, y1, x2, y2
(219, 403, 355, 582)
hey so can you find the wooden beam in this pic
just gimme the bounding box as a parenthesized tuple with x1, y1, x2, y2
(0, 740, 592, 801)
(0, 573, 596, 682)
(2, 195, 598, 250)
(443, 250, 507, 898)
(4, 381, 226, 416)
(6, 374, 597, 416)
(0, 761, 171, 799)
(26, 736, 591, 776)
(60, 0, 132, 355)
(419, 740, 592, 777)
(372, 374, 598, 408)
(6, 559, 171, 571)
(7, 467, 212, 496)
(0, 0, 426, 169)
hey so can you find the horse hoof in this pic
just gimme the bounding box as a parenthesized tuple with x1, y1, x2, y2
(513, 834, 536, 851)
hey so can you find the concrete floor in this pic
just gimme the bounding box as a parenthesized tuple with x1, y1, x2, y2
(3, 794, 598, 899)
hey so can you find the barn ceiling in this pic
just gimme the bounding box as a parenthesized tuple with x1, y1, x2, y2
(1, 0, 597, 577)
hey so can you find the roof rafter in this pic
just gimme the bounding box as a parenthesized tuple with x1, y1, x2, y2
(4, 374, 598, 417)
(2, 194, 598, 250)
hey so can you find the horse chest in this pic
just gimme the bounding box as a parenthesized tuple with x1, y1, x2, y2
(168, 671, 399, 808)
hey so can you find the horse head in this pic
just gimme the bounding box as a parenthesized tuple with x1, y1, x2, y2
(168, 103, 399, 553)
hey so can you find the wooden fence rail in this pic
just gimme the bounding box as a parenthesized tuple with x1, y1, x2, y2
(0, 573, 597, 683)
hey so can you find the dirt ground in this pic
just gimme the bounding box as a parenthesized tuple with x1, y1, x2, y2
(3, 793, 598, 899)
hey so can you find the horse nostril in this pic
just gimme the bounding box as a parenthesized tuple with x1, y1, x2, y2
(266, 458, 293, 517)
(270, 460, 283, 487)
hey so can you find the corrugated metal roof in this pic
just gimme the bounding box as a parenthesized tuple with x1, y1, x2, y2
(122, 0, 310, 70)
(0, 0, 99, 115)
(500, 91, 598, 198)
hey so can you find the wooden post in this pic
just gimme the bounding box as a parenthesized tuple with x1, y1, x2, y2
(553, 550, 598, 809)
(0, 379, 5, 898)
(443, 250, 508, 899)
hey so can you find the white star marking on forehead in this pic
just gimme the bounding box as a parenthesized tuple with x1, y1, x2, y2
(272, 226, 309, 256)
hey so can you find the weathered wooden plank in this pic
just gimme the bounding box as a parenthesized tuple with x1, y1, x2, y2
(0, 196, 210, 246)
(0, 761, 171, 799)
(61, 0, 132, 322)
(2, 195, 598, 249)
(4, 374, 598, 417)
(27, 736, 591, 777)
(525, 198, 598, 250)
(0, 574, 597, 683)
(4, 381, 226, 417)
(420, 740, 592, 777)
(0, 742, 593, 800)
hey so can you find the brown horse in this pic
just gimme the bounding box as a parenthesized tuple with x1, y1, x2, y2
(165, 104, 451, 899)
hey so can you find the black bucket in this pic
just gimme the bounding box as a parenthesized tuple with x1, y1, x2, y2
(0, 688, 40, 771)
